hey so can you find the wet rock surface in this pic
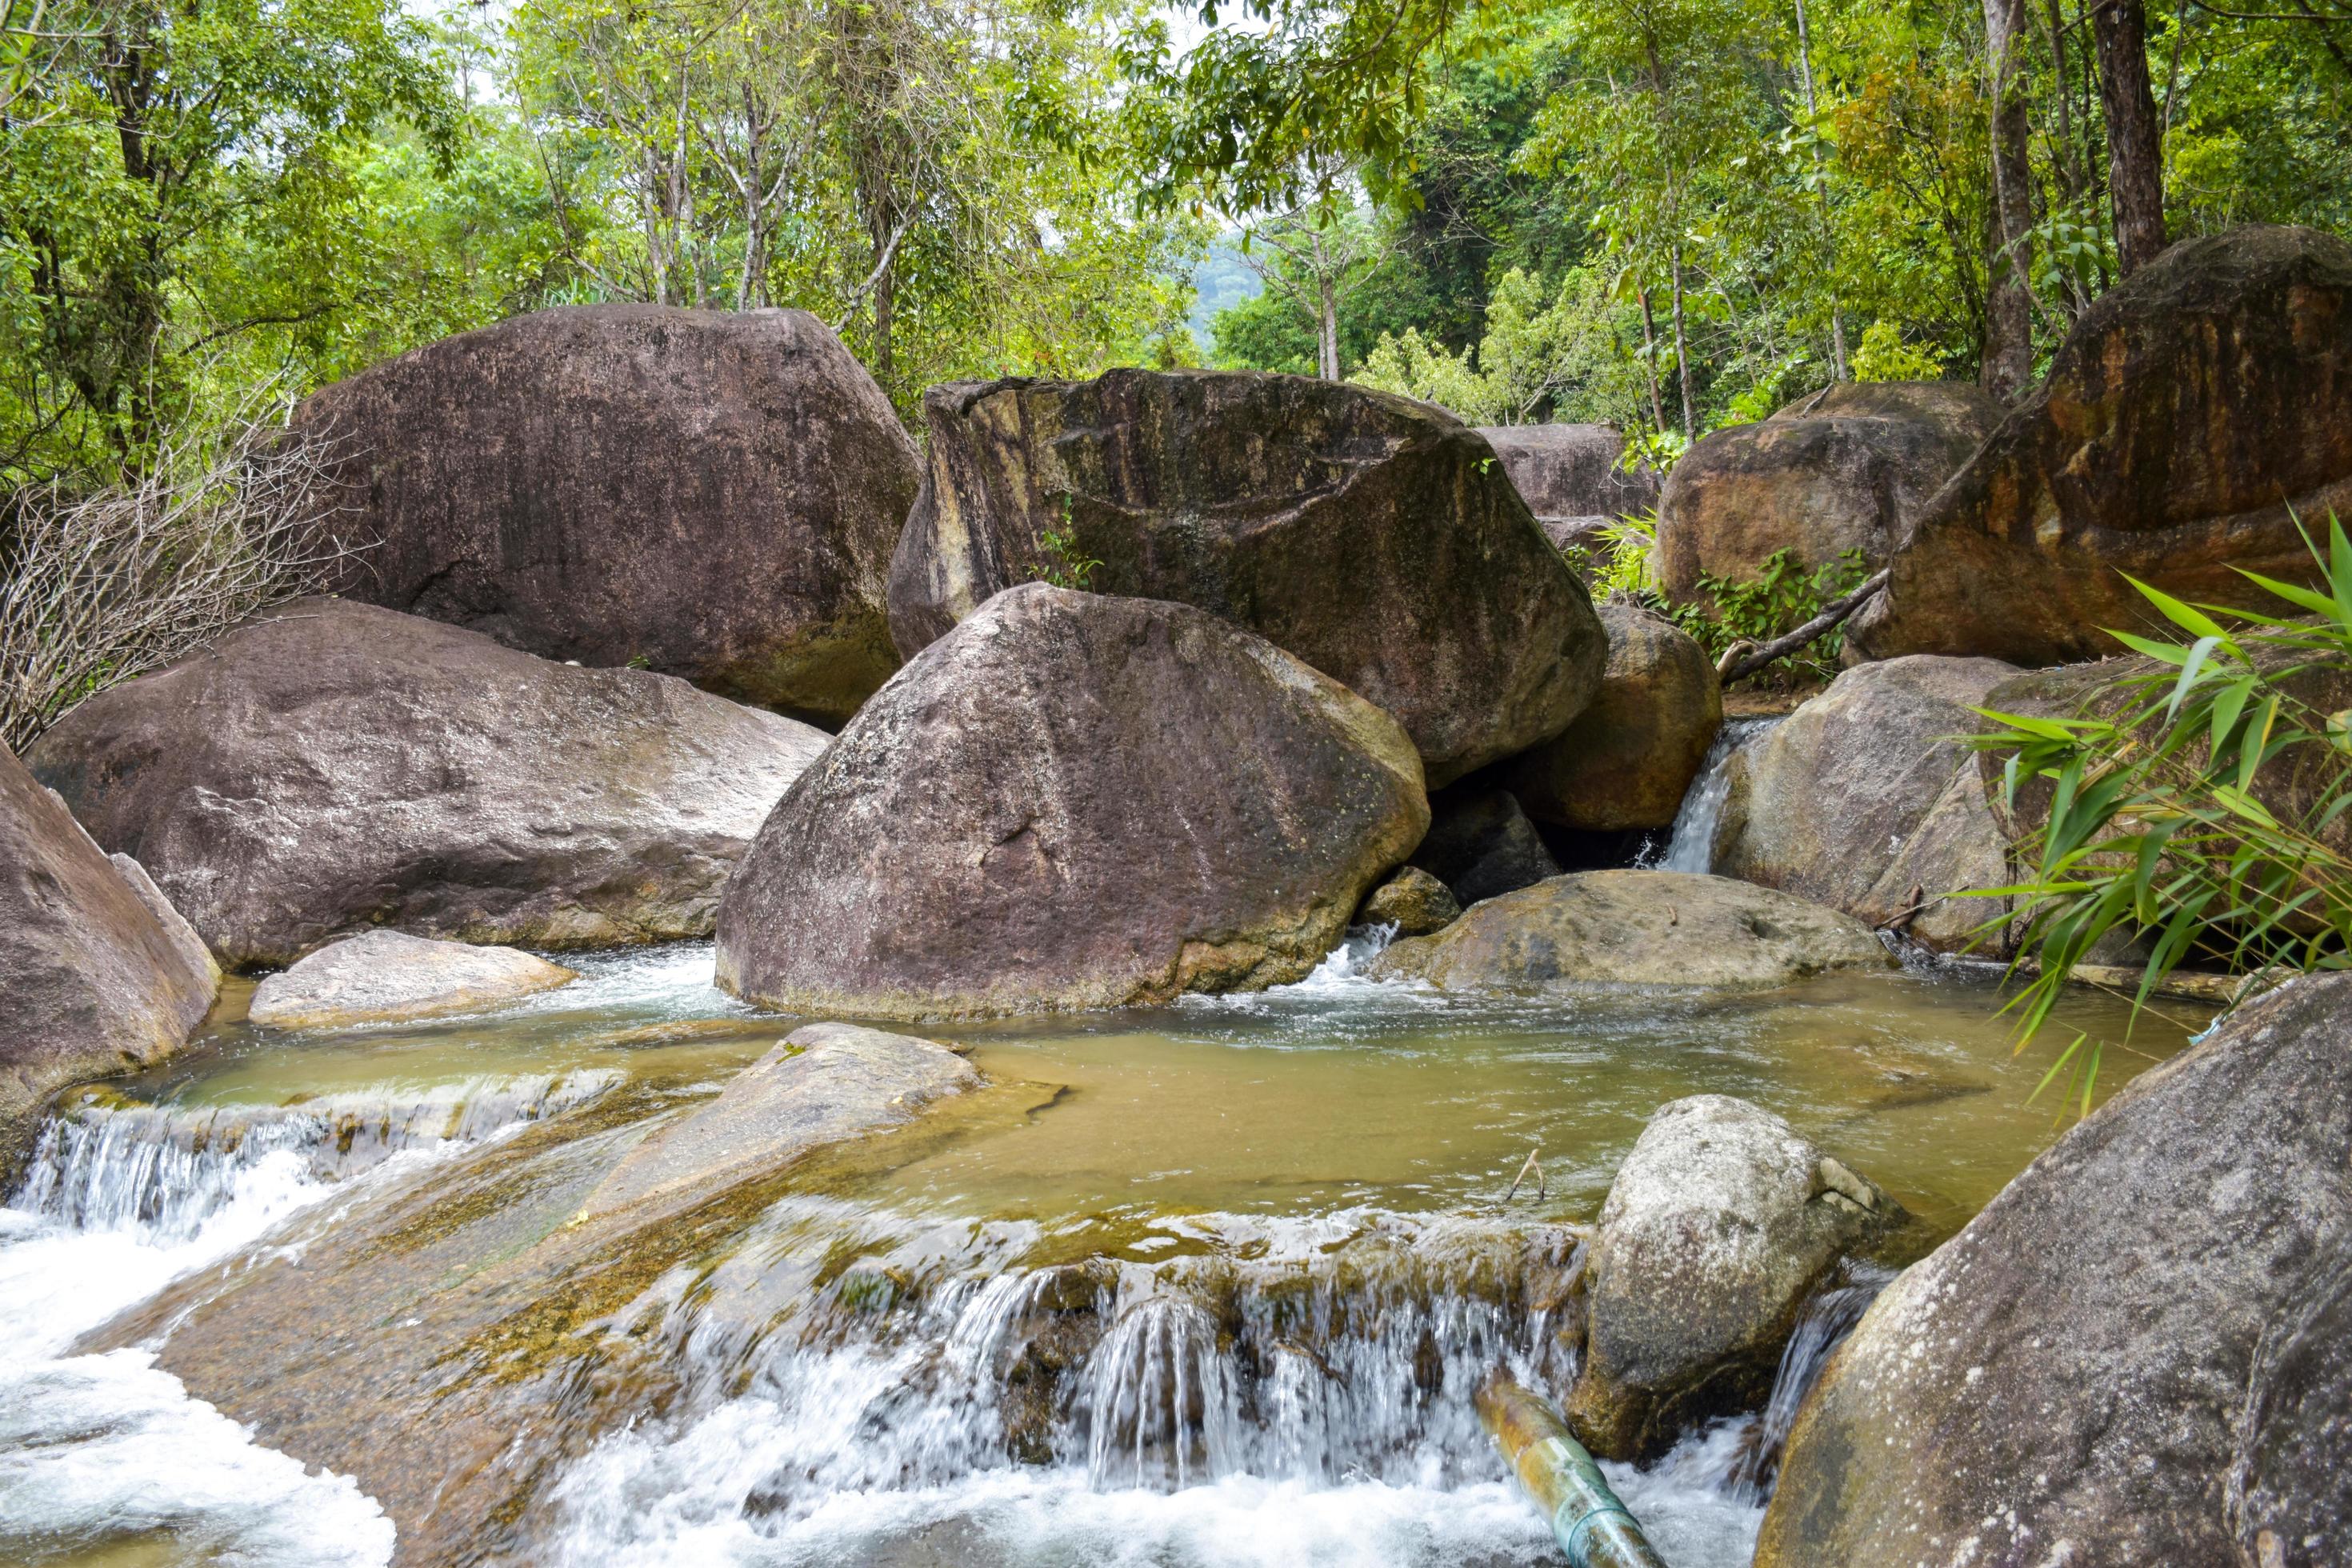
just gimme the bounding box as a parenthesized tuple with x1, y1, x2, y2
(1407, 785, 1562, 906)
(1568, 1095, 1900, 1462)
(885, 370, 1606, 785)
(0, 744, 218, 1153)
(297, 304, 918, 725)
(1369, 870, 1894, 991)
(1758, 971, 2352, 1568)
(248, 930, 578, 1030)
(27, 598, 830, 967)
(1501, 602, 1723, 833)
(1358, 866, 1462, 936)
(718, 583, 1429, 1019)
(1854, 226, 2352, 664)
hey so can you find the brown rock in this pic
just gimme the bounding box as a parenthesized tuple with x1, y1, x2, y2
(1853, 226, 2352, 664)
(1475, 423, 1659, 521)
(1658, 380, 2002, 604)
(296, 305, 919, 725)
(28, 598, 830, 968)
(885, 370, 1606, 785)
(1502, 602, 1723, 832)
(1, 743, 217, 1152)
(717, 583, 1430, 1018)
(1358, 866, 1462, 936)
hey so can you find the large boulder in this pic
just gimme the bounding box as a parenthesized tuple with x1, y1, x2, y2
(1, 744, 217, 1150)
(1854, 226, 2352, 664)
(1500, 602, 1723, 832)
(1475, 423, 1659, 522)
(1568, 1095, 1900, 1460)
(247, 930, 578, 1030)
(1406, 785, 1562, 905)
(1368, 870, 1894, 991)
(1758, 971, 2352, 1568)
(1657, 380, 2002, 603)
(1715, 655, 2022, 950)
(885, 370, 1606, 786)
(294, 305, 919, 726)
(716, 582, 1429, 1018)
(28, 598, 830, 968)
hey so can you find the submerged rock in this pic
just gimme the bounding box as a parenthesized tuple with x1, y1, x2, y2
(579, 1023, 978, 1219)
(1368, 870, 1894, 992)
(1476, 422, 1659, 522)
(1758, 971, 2352, 1567)
(1358, 866, 1462, 936)
(28, 598, 830, 967)
(718, 583, 1429, 1018)
(1715, 654, 2021, 950)
(296, 304, 918, 725)
(1407, 785, 1562, 906)
(1500, 602, 1722, 833)
(1, 744, 218, 1152)
(1569, 1095, 1900, 1460)
(249, 930, 578, 1030)
(885, 370, 1606, 785)
(1854, 226, 2352, 664)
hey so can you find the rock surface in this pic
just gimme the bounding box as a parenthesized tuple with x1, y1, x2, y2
(1476, 423, 1659, 522)
(1369, 870, 1894, 991)
(580, 1023, 979, 1219)
(1569, 1095, 1899, 1460)
(1407, 786, 1562, 905)
(717, 583, 1430, 1018)
(248, 930, 578, 1030)
(1, 744, 217, 1150)
(1758, 971, 2352, 1568)
(1658, 380, 2002, 603)
(885, 370, 1606, 785)
(1716, 655, 2022, 950)
(1501, 602, 1723, 832)
(296, 304, 918, 725)
(1358, 866, 1462, 936)
(28, 598, 830, 968)
(109, 851, 221, 992)
(1854, 226, 2352, 664)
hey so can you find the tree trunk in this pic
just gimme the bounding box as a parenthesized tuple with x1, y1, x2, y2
(1980, 0, 2035, 402)
(1668, 244, 1695, 439)
(1637, 286, 1667, 434)
(1792, 0, 1848, 380)
(1318, 271, 1340, 380)
(2094, 0, 2167, 275)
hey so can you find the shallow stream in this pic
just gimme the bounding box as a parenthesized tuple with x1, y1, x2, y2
(0, 938, 2202, 1567)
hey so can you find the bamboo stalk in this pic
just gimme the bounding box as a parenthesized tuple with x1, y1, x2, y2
(1476, 1374, 1669, 1568)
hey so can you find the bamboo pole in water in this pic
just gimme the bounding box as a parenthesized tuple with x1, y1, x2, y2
(1476, 1374, 1670, 1568)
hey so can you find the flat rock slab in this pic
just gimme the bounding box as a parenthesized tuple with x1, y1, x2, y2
(579, 1023, 979, 1220)
(1369, 869, 1894, 990)
(248, 930, 578, 1030)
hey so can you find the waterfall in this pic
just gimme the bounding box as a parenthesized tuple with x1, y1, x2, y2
(1722, 1263, 1894, 1502)
(1654, 716, 1783, 874)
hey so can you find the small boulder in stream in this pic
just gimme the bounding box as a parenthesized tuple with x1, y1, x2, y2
(1368, 870, 1894, 991)
(717, 582, 1430, 1018)
(1759, 970, 2352, 1568)
(1358, 866, 1462, 936)
(885, 370, 1606, 785)
(248, 930, 578, 1030)
(27, 598, 831, 967)
(1, 743, 218, 1152)
(1569, 1095, 1900, 1461)
(1406, 785, 1562, 906)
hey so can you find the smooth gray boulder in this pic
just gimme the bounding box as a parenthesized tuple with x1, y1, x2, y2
(109, 851, 221, 992)
(1407, 786, 1561, 905)
(248, 930, 578, 1030)
(1358, 866, 1462, 936)
(717, 583, 1430, 1019)
(296, 304, 918, 725)
(886, 370, 1606, 785)
(1715, 655, 2022, 950)
(1758, 971, 2352, 1568)
(1369, 870, 1894, 992)
(2, 744, 217, 1150)
(580, 1023, 979, 1219)
(28, 598, 830, 967)
(1569, 1095, 1900, 1460)
(1476, 423, 1659, 522)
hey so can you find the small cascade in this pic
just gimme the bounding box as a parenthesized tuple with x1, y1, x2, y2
(1654, 716, 1783, 874)
(1085, 1295, 1239, 1489)
(1722, 1262, 1894, 1502)
(10, 1072, 619, 1240)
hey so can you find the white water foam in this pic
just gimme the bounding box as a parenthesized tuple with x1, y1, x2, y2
(1653, 716, 1783, 874)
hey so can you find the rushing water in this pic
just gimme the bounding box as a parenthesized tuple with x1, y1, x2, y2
(1654, 718, 1782, 874)
(0, 939, 2203, 1567)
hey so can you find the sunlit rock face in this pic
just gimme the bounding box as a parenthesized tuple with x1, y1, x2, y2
(27, 598, 830, 967)
(248, 930, 578, 1030)
(718, 582, 1430, 1020)
(886, 369, 1606, 786)
(1854, 225, 2352, 665)
(1758, 971, 2352, 1568)
(293, 303, 919, 726)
